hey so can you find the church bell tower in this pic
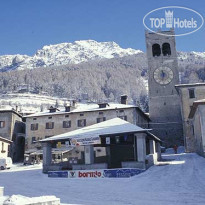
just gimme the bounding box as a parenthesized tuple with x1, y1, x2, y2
(145, 29, 183, 147)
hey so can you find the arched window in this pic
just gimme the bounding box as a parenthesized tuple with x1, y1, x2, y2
(152, 44, 161, 57)
(162, 43, 171, 56)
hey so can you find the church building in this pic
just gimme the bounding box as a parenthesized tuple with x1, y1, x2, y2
(145, 29, 183, 147)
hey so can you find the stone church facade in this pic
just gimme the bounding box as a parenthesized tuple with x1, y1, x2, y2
(145, 29, 183, 147)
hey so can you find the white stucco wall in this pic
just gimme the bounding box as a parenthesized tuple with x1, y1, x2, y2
(0, 140, 9, 158)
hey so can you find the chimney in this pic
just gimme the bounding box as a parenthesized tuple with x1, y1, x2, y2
(98, 103, 109, 109)
(48, 106, 57, 113)
(121, 95, 128, 105)
(72, 100, 77, 108)
(65, 106, 71, 112)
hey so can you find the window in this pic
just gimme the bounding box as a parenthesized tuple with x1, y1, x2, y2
(99, 112, 104, 115)
(48, 116, 52, 119)
(77, 119, 86, 127)
(97, 117, 106, 123)
(65, 115, 69, 118)
(0, 121, 5, 128)
(63, 121, 71, 128)
(152, 44, 161, 57)
(80, 113, 84, 116)
(46, 122, 54, 129)
(31, 123, 38, 131)
(119, 116, 127, 121)
(31, 137, 36, 144)
(119, 110, 124, 113)
(162, 43, 171, 56)
(33, 118, 37, 120)
(189, 89, 195, 99)
(192, 125, 195, 136)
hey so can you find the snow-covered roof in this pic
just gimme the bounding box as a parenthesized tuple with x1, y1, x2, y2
(0, 105, 13, 111)
(0, 136, 12, 143)
(0, 107, 22, 118)
(175, 83, 205, 89)
(41, 118, 151, 144)
(25, 103, 136, 118)
(188, 99, 205, 119)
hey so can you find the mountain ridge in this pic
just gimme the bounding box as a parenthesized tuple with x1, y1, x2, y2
(0, 40, 142, 71)
(0, 39, 204, 72)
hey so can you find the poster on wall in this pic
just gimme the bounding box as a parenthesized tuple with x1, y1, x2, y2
(106, 137, 110, 144)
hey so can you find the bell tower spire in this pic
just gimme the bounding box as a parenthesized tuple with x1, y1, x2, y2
(145, 29, 183, 147)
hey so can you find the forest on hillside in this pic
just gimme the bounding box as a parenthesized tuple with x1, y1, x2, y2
(0, 52, 204, 112)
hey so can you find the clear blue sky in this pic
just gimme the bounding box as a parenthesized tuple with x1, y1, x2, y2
(0, 0, 204, 55)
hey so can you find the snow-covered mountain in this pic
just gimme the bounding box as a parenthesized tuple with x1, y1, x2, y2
(178, 51, 205, 68)
(0, 40, 142, 71)
(0, 39, 204, 73)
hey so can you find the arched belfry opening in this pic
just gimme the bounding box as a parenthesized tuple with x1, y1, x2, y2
(152, 44, 161, 57)
(162, 43, 171, 56)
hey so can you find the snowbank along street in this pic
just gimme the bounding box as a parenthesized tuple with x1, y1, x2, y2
(0, 148, 205, 205)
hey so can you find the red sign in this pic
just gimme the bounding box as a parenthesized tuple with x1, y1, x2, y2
(78, 171, 102, 178)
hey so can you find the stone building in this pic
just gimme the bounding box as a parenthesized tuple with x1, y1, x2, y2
(145, 29, 183, 147)
(175, 83, 205, 152)
(0, 107, 25, 162)
(0, 108, 23, 140)
(24, 96, 150, 153)
(188, 99, 205, 157)
(0, 136, 12, 158)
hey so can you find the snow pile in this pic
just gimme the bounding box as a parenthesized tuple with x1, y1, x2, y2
(165, 146, 185, 154)
(177, 146, 185, 154)
(3, 195, 60, 205)
(2, 163, 42, 173)
(1, 151, 205, 204)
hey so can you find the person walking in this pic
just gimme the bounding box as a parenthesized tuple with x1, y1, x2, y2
(173, 145, 178, 154)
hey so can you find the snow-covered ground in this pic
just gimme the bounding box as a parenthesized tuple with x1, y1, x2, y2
(0, 93, 69, 114)
(0, 148, 205, 205)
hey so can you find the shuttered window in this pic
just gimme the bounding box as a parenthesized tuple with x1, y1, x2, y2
(63, 121, 71, 128)
(46, 122, 54, 129)
(31, 123, 38, 130)
(77, 119, 86, 127)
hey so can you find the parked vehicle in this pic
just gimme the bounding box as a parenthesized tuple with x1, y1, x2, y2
(23, 154, 41, 165)
(0, 157, 12, 170)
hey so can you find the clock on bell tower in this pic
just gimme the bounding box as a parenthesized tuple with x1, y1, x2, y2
(145, 29, 183, 147)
